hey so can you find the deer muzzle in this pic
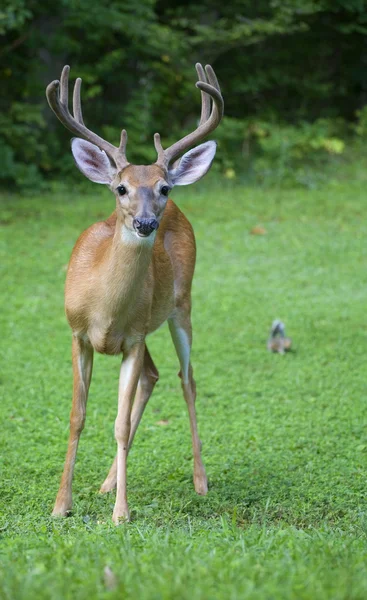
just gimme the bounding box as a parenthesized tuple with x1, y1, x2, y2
(133, 217, 159, 237)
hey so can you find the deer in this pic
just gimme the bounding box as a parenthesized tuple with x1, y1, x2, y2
(46, 62, 223, 524)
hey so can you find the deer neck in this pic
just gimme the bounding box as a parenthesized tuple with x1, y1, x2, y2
(103, 220, 155, 308)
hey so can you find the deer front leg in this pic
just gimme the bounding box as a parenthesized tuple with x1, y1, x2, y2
(113, 340, 145, 524)
(52, 335, 93, 516)
(100, 344, 159, 494)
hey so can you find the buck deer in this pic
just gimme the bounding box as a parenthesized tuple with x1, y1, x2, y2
(46, 63, 223, 523)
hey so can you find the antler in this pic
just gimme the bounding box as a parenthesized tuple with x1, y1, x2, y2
(154, 63, 224, 168)
(46, 65, 129, 169)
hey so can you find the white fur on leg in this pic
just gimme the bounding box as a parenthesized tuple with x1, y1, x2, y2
(113, 344, 145, 524)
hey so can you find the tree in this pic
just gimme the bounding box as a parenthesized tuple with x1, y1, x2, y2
(1, 0, 367, 187)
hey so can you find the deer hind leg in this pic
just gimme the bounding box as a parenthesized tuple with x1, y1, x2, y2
(52, 335, 93, 516)
(100, 344, 159, 494)
(168, 310, 208, 496)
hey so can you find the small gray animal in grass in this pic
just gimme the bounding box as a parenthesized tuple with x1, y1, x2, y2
(267, 320, 292, 354)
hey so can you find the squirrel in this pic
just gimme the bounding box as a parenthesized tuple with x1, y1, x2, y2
(267, 320, 292, 354)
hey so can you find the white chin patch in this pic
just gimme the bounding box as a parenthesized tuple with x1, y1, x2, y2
(121, 225, 156, 246)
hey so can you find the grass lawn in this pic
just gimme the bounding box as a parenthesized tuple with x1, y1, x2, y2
(1, 175, 367, 599)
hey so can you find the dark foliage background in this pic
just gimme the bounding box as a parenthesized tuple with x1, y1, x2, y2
(1, 0, 367, 188)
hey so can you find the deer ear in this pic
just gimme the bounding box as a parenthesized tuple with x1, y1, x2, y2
(169, 141, 217, 186)
(71, 138, 115, 184)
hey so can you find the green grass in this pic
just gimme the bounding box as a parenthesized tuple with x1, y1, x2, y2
(1, 176, 367, 599)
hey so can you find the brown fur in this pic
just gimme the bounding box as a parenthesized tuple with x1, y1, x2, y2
(65, 199, 194, 354)
(52, 181, 207, 524)
(47, 61, 223, 524)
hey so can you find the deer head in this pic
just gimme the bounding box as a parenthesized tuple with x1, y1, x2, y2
(46, 64, 223, 239)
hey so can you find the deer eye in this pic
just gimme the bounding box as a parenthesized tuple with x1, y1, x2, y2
(117, 185, 127, 195)
(161, 185, 170, 197)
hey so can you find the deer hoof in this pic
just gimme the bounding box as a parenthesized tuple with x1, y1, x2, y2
(112, 507, 130, 525)
(194, 472, 208, 495)
(99, 480, 116, 494)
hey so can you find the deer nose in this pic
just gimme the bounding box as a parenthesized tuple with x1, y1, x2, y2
(133, 217, 159, 237)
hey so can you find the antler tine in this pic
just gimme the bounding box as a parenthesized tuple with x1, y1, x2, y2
(73, 77, 85, 125)
(60, 65, 70, 106)
(198, 64, 223, 122)
(205, 64, 221, 94)
(154, 133, 165, 163)
(155, 63, 223, 168)
(119, 129, 127, 154)
(196, 63, 211, 126)
(46, 66, 129, 169)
